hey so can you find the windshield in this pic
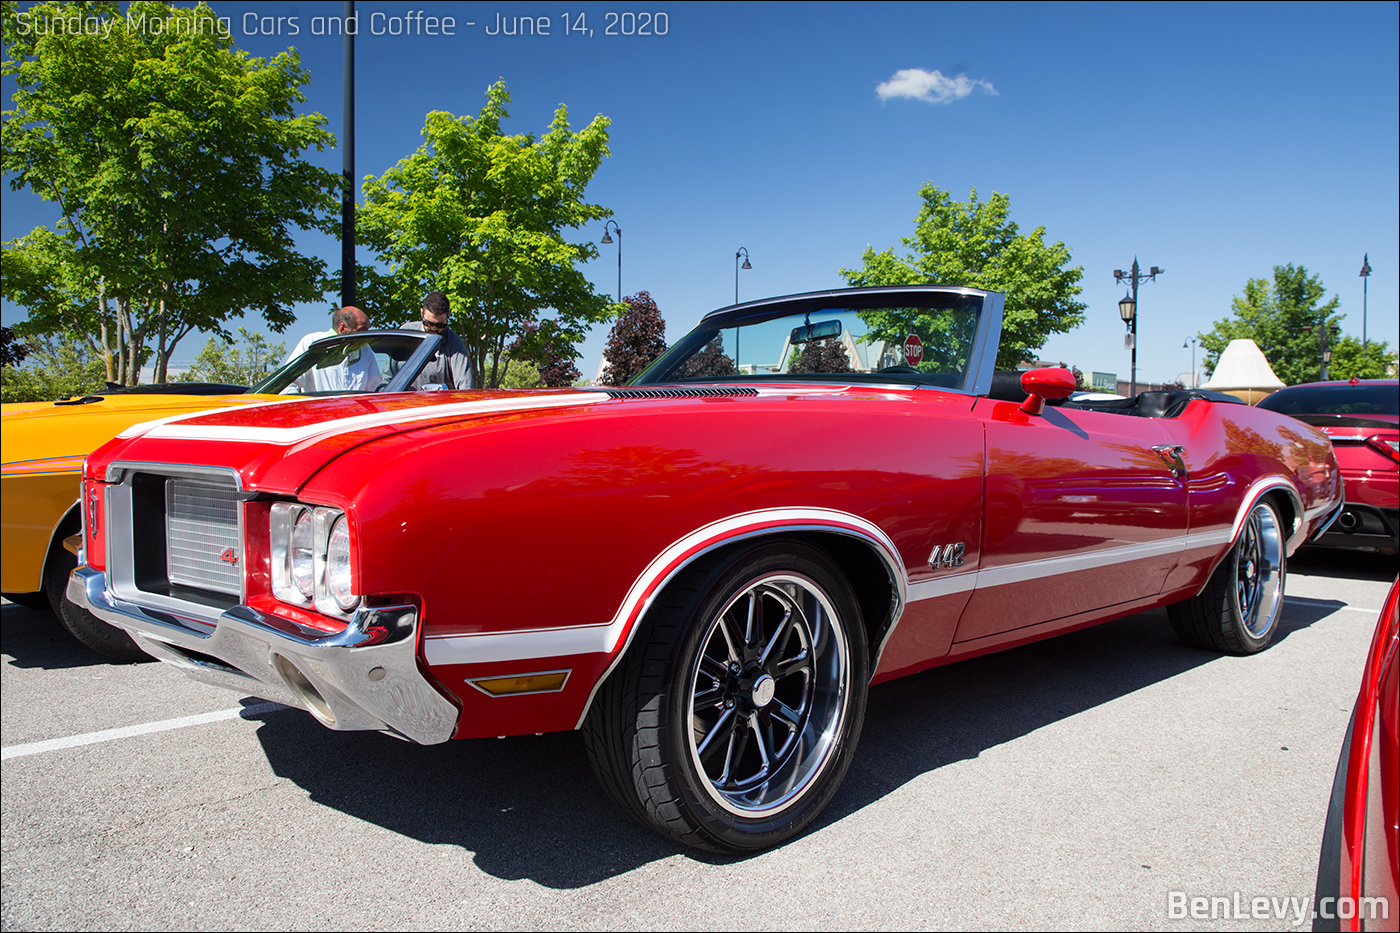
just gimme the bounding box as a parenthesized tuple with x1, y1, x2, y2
(634, 291, 986, 389)
(1257, 384, 1399, 417)
(250, 332, 434, 396)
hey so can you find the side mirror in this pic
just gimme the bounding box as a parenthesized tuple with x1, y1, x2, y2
(1019, 368, 1076, 415)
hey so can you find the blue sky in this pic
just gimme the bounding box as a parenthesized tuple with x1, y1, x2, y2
(3, 1, 1397, 386)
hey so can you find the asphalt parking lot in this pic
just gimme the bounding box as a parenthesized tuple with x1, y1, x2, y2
(2, 549, 1395, 932)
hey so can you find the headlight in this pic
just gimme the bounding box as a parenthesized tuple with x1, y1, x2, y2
(270, 502, 359, 615)
(271, 503, 311, 607)
(325, 515, 359, 611)
(291, 509, 316, 600)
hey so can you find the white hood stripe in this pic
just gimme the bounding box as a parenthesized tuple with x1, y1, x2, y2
(141, 393, 612, 445)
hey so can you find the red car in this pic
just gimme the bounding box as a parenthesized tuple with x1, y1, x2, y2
(1314, 578, 1399, 932)
(69, 286, 1343, 851)
(1258, 380, 1400, 554)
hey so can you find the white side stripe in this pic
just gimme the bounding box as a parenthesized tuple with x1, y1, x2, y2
(423, 507, 906, 667)
(0, 702, 286, 761)
(974, 536, 1187, 589)
(907, 571, 978, 602)
(424, 522, 1231, 667)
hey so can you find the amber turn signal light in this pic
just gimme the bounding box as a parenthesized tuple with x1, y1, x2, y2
(468, 670, 571, 697)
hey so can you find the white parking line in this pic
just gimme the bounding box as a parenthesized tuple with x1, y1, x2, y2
(0, 702, 288, 761)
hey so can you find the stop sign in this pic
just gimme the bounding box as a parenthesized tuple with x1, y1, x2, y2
(902, 334, 924, 366)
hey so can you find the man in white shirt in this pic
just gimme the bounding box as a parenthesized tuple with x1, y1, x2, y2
(286, 305, 383, 392)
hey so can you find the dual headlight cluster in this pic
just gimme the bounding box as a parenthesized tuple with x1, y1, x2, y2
(270, 503, 359, 615)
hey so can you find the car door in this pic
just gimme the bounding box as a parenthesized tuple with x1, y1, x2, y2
(953, 399, 1189, 643)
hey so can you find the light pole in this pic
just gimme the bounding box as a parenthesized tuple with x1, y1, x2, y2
(341, 0, 356, 307)
(735, 247, 751, 305)
(600, 221, 621, 302)
(1114, 258, 1163, 397)
(1360, 253, 1372, 347)
(734, 247, 752, 372)
(1183, 336, 1198, 388)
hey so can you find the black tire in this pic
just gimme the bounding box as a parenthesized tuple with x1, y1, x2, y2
(43, 544, 150, 663)
(1311, 712, 1352, 932)
(1168, 499, 1287, 654)
(1, 591, 52, 611)
(583, 541, 869, 852)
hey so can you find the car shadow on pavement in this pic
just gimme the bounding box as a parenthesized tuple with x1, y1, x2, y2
(814, 599, 1342, 836)
(245, 600, 1344, 888)
(0, 601, 146, 670)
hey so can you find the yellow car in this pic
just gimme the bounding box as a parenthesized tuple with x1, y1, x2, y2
(1, 330, 446, 659)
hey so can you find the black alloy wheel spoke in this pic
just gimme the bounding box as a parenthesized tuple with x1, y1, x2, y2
(759, 601, 796, 668)
(696, 705, 736, 762)
(774, 648, 811, 678)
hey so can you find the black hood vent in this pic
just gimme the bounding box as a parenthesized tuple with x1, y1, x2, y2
(603, 386, 760, 399)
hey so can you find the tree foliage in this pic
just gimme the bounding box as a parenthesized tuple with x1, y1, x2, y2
(1323, 335, 1397, 382)
(358, 80, 619, 389)
(2, 226, 148, 383)
(0, 332, 107, 403)
(788, 337, 853, 374)
(2, 0, 339, 383)
(1197, 264, 1391, 384)
(841, 185, 1086, 370)
(178, 327, 286, 386)
(506, 319, 581, 387)
(675, 336, 737, 379)
(1, 325, 29, 367)
(599, 290, 667, 385)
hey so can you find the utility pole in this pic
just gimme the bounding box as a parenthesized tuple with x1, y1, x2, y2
(340, 0, 356, 308)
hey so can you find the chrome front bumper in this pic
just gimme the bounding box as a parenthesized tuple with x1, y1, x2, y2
(69, 567, 459, 744)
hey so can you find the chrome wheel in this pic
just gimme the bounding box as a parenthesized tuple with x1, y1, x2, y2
(1233, 502, 1284, 638)
(1167, 497, 1288, 655)
(687, 573, 851, 816)
(583, 541, 868, 851)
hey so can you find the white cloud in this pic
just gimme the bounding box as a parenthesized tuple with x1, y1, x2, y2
(876, 68, 997, 104)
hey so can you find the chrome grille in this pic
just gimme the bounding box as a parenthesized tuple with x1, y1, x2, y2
(166, 479, 242, 595)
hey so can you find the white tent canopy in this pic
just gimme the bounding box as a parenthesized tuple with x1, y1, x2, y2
(1201, 338, 1286, 403)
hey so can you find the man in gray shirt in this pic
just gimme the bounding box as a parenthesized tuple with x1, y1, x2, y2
(401, 291, 474, 389)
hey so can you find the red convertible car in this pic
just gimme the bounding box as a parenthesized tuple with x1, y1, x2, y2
(1314, 579, 1398, 931)
(69, 286, 1343, 851)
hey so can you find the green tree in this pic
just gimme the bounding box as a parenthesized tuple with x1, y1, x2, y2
(840, 185, 1086, 369)
(498, 359, 544, 389)
(357, 80, 619, 388)
(1199, 265, 1358, 385)
(2, 0, 340, 383)
(1327, 335, 1397, 381)
(179, 327, 287, 386)
(2, 227, 147, 384)
(0, 332, 107, 403)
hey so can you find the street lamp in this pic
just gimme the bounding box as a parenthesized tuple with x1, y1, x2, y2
(735, 247, 751, 305)
(1183, 336, 1198, 388)
(1360, 253, 1372, 348)
(600, 220, 621, 302)
(1113, 258, 1163, 397)
(1318, 321, 1339, 380)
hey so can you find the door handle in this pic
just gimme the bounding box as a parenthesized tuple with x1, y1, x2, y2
(1152, 445, 1188, 480)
